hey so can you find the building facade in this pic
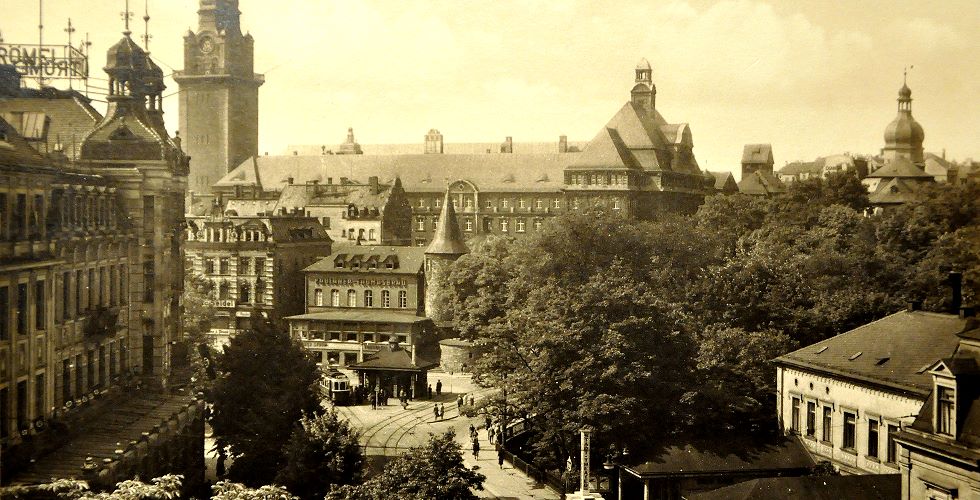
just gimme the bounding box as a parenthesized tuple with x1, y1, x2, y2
(175, 0, 263, 198)
(774, 304, 972, 475)
(895, 320, 980, 500)
(1, 21, 196, 486)
(184, 210, 330, 346)
(287, 246, 434, 369)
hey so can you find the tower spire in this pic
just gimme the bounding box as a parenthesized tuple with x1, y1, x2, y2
(425, 188, 469, 256)
(142, 0, 152, 51)
(121, 0, 133, 36)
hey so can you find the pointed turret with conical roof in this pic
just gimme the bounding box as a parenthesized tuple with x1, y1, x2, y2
(426, 189, 469, 256)
(424, 188, 468, 321)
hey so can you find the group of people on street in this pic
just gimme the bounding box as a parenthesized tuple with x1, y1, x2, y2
(432, 402, 446, 421)
(470, 422, 506, 469)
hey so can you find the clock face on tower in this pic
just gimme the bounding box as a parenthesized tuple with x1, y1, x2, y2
(199, 37, 215, 54)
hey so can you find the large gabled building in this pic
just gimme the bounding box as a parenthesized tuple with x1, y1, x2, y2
(206, 59, 708, 246)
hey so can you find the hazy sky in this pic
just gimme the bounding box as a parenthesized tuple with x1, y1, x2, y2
(4, 0, 979, 174)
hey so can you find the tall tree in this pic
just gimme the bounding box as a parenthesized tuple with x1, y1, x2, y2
(275, 411, 365, 499)
(326, 431, 484, 500)
(208, 317, 322, 486)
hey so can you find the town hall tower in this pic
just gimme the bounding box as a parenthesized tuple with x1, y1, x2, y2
(175, 0, 263, 199)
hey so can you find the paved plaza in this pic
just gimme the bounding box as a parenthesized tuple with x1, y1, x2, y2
(335, 370, 559, 499)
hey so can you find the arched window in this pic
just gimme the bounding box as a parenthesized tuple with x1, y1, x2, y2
(364, 290, 373, 307)
(347, 289, 357, 307)
(398, 291, 407, 308)
(314, 288, 324, 306)
(368, 229, 376, 241)
(331, 289, 340, 307)
(381, 290, 390, 308)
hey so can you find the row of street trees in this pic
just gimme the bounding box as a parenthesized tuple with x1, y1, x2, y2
(436, 173, 980, 466)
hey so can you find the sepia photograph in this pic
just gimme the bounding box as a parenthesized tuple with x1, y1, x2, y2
(0, 1, 978, 498)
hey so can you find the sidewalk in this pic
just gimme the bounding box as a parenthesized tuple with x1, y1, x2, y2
(454, 415, 560, 499)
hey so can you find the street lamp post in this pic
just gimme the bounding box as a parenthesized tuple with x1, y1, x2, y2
(603, 445, 628, 500)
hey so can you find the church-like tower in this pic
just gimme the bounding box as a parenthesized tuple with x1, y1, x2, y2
(882, 76, 925, 166)
(175, 0, 263, 198)
(424, 189, 469, 322)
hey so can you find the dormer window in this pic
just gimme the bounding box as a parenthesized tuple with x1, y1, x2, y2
(937, 385, 955, 436)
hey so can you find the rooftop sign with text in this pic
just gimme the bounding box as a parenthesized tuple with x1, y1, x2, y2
(0, 43, 88, 80)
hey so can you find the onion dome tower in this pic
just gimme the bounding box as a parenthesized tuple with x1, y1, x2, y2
(882, 73, 925, 166)
(424, 189, 469, 321)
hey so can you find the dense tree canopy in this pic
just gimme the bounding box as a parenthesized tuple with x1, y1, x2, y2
(276, 412, 364, 499)
(438, 181, 980, 467)
(326, 431, 485, 500)
(207, 317, 322, 486)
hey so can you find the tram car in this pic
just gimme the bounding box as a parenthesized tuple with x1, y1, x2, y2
(322, 371, 352, 406)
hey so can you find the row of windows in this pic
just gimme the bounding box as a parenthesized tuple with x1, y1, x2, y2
(211, 280, 266, 304)
(790, 397, 900, 463)
(344, 228, 377, 241)
(417, 197, 562, 210)
(313, 289, 408, 309)
(299, 331, 407, 344)
(204, 257, 266, 276)
(415, 216, 545, 233)
(0, 190, 121, 242)
(0, 340, 125, 439)
(568, 173, 630, 186)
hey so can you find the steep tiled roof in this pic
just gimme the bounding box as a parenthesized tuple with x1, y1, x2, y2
(305, 245, 426, 275)
(624, 435, 813, 478)
(0, 90, 102, 160)
(266, 217, 331, 243)
(426, 190, 469, 255)
(0, 117, 55, 169)
(866, 157, 933, 179)
(775, 310, 968, 396)
(742, 144, 773, 165)
(869, 177, 924, 205)
(706, 170, 738, 192)
(348, 344, 438, 371)
(737, 170, 785, 195)
(567, 127, 639, 170)
(216, 153, 575, 193)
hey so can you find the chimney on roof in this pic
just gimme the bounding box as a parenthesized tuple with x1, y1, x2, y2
(287, 176, 294, 185)
(949, 271, 963, 313)
(327, 177, 333, 185)
(500, 136, 513, 154)
(321, 145, 327, 156)
(369, 176, 379, 194)
(425, 129, 444, 154)
(293, 150, 298, 156)
(0, 65, 22, 96)
(559, 135, 568, 153)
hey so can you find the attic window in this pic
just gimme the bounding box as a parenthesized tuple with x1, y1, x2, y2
(876, 357, 890, 366)
(536, 173, 549, 182)
(109, 125, 138, 141)
(335, 260, 344, 268)
(502, 173, 515, 183)
(815, 346, 828, 354)
(849, 352, 863, 361)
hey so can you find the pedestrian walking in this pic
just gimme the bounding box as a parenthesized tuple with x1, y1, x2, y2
(216, 451, 226, 478)
(469, 424, 476, 438)
(498, 446, 505, 469)
(438, 403, 444, 420)
(485, 415, 492, 430)
(433, 404, 439, 421)
(457, 395, 464, 411)
(488, 426, 495, 444)
(469, 395, 475, 406)
(436, 379, 442, 395)
(473, 438, 480, 459)
(371, 392, 377, 410)
(427, 384, 433, 399)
